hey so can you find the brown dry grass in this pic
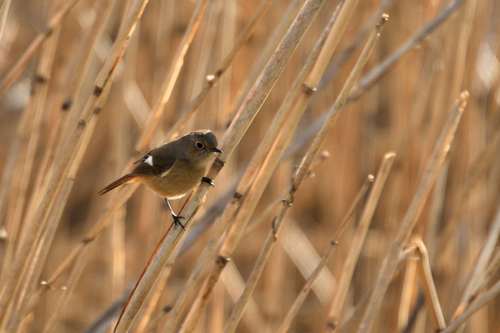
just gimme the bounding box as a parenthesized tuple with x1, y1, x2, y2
(0, 0, 499, 332)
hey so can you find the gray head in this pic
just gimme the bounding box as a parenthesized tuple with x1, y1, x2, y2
(176, 130, 221, 163)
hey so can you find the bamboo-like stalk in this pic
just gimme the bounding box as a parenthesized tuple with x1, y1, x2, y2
(276, 241, 337, 333)
(438, 130, 500, 258)
(397, 256, 419, 331)
(178, 2, 353, 331)
(280, 222, 336, 304)
(221, 262, 268, 332)
(29, 0, 117, 207)
(324, 152, 395, 332)
(113, 1, 327, 331)
(0, 0, 82, 97)
(451, 206, 500, 324)
(347, 0, 465, 103)
(1, 1, 497, 331)
(203, 13, 386, 333)
(440, 280, 500, 333)
(136, 0, 208, 150)
(159, 235, 223, 333)
(42, 249, 88, 333)
(409, 238, 446, 330)
(0, 0, 12, 43)
(134, 265, 173, 333)
(0, 0, 151, 328)
(1, 18, 61, 277)
(29, 0, 269, 300)
(164, 0, 272, 141)
(357, 91, 469, 333)
(269, 173, 374, 333)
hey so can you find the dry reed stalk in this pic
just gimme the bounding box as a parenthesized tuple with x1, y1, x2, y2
(280, 222, 336, 303)
(397, 257, 419, 330)
(1, 1, 497, 332)
(0, 0, 82, 97)
(209, 282, 225, 333)
(427, 1, 477, 302)
(33, 2, 263, 330)
(176, 2, 349, 329)
(325, 152, 396, 332)
(31, 0, 267, 300)
(150, 0, 175, 100)
(158, 235, 224, 332)
(276, 241, 337, 333)
(357, 91, 469, 333)
(1, 7, 254, 318)
(165, 0, 271, 140)
(114, 1, 327, 331)
(30, 184, 138, 295)
(0, 0, 63, 319)
(243, 199, 282, 236)
(176, 137, 361, 256)
(185, 1, 220, 102)
(272, 173, 374, 332)
(449, 0, 477, 101)
(136, 0, 208, 150)
(437, 130, 500, 265)
(451, 206, 500, 325)
(408, 238, 446, 330)
(347, 0, 465, 103)
(213, 0, 237, 130)
(440, 280, 500, 333)
(0, 0, 11, 42)
(42, 249, 88, 333)
(0, 0, 151, 328)
(232, 0, 348, 197)
(226, 11, 386, 332)
(29, 0, 118, 201)
(134, 266, 173, 332)
(220, 262, 267, 332)
(6, 0, 457, 313)
(109, 6, 138, 309)
(230, 0, 300, 116)
(8, 7, 61, 256)
(207, 13, 386, 333)
(0, 25, 61, 280)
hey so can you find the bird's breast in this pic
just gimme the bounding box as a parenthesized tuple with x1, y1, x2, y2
(141, 160, 206, 199)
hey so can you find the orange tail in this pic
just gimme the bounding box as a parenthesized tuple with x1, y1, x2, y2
(98, 174, 136, 195)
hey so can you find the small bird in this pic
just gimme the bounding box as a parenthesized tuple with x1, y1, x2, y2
(98, 130, 222, 228)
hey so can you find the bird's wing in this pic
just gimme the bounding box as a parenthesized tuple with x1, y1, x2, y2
(132, 144, 176, 177)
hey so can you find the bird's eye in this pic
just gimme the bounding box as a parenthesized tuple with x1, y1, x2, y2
(195, 141, 205, 150)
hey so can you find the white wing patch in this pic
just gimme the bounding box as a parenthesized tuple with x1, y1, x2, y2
(145, 155, 153, 166)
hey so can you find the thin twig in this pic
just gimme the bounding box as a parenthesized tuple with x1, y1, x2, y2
(440, 280, 500, 333)
(136, 0, 209, 150)
(409, 238, 447, 330)
(0, 0, 82, 97)
(357, 91, 469, 333)
(325, 152, 396, 332)
(114, 1, 327, 331)
(276, 241, 337, 333)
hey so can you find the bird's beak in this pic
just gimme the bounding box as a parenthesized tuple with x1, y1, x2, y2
(210, 147, 223, 154)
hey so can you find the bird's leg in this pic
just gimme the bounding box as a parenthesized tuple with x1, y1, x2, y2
(163, 198, 185, 229)
(201, 176, 215, 187)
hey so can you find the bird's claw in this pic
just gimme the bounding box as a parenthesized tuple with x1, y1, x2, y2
(171, 214, 185, 229)
(201, 176, 215, 187)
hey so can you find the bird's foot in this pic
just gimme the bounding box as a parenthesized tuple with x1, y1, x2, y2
(201, 176, 215, 187)
(171, 213, 185, 230)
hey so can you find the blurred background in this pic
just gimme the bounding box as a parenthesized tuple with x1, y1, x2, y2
(0, 0, 499, 332)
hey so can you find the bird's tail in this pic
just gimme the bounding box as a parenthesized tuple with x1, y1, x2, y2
(98, 174, 136, 195)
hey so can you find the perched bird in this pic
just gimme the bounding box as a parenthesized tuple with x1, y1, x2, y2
(98, 130, 222, 228)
